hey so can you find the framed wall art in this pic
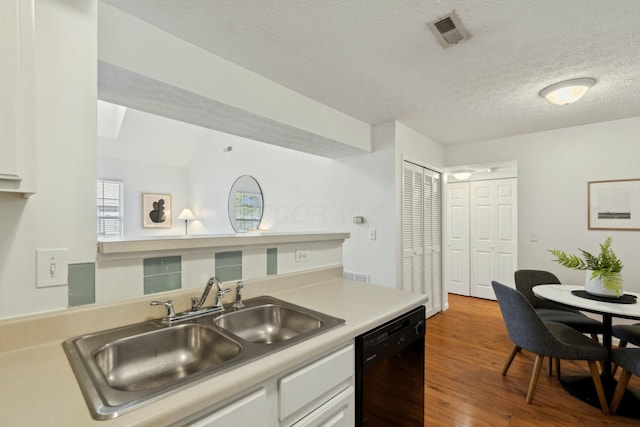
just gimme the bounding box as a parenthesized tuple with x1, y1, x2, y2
(588, 179, 640, 231)
(142, 193, 172, 228)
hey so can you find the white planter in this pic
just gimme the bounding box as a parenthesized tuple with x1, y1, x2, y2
(584, 270, 621, 297)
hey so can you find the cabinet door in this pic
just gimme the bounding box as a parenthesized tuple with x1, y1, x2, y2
(187, 388, 268, 427)
(279, 345, 354, 421)
(291, 387, 354, 427)
(0, 0, 35, 195)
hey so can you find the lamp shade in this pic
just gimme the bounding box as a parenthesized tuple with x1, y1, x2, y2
(177, 208, 195, 221)
(540, 78, 595, 106)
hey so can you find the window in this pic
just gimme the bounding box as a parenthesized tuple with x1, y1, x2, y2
(235, 191, 262, 232)
(97, 179, 123, 237)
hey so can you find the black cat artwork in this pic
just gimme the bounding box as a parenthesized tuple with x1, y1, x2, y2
(149, 199, 166, 223)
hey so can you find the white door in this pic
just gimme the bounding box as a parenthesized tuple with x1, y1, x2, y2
(402, 162, 424, 296)
(402, 161, 442, 318)
(445, 182, 470, 296)
(424, 168, 441, 317)
(469, 179, 517, 300)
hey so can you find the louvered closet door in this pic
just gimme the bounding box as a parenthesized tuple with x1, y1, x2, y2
(402, 163, 424, 294)
(402, 161, 442, 318)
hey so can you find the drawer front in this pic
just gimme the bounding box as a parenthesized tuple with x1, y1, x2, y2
(188, 388, 268, 427)
(291, 386, 354, 427)
(279, 344, 354, 420)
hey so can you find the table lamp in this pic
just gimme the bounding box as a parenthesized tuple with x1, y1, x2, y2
(177, 208, 195, 235)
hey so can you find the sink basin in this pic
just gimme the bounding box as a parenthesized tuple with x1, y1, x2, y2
(94, 323, 241, 392)
(63, 295, 344, 420)
(214, 303, 323, 344)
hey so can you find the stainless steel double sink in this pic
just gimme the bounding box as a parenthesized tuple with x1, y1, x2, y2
(63, 296, 345, 420)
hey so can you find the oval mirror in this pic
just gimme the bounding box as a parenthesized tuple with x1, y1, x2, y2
(228, 175, 264, 232)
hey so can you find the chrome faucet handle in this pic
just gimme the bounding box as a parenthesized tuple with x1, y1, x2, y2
(214, 287, 231, 308)
(234, 281, 245, 309)
(150, 300, 176, 318)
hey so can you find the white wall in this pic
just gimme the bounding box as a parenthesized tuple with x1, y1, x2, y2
(0, 0, 97, 318)
(186, 128, 398, 287)
(99, 157, 190, 237)
(446, 116, 640, 292)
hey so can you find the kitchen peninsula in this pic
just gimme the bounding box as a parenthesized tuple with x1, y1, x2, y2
(0, 265, 427, 426)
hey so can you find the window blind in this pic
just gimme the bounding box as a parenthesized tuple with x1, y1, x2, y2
(97, 179, 123, 237)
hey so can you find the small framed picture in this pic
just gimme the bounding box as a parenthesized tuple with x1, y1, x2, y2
(142, 193, 172, 228)
(588, 179, 640, 231)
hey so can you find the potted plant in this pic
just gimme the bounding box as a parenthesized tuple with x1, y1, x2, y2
(549, 237, 623, 297)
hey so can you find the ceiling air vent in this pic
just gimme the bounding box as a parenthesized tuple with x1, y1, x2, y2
(427, 11, 470, 48)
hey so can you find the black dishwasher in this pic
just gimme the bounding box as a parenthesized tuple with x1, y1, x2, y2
(355, 306, 426, 426)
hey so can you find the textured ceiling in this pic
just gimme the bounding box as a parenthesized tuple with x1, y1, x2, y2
(101, 0, 640, 145)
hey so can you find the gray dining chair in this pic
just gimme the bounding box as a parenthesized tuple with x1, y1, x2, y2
(611, 323, 640, 375)
(609, 348, 640, 415)
(492, 281, 609, 413)
(514, 270, 604, 339)
(514, 270, 604, 376)
(613, 323, 640, 348)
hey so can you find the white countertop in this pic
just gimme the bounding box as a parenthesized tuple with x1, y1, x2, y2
(0, 276, 427, 426)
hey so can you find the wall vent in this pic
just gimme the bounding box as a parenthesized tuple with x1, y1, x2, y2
(427, 11, 470, 48)
(343, 271, 370, 283)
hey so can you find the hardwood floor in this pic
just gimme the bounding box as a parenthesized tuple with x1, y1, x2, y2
(425, 294, 640, 426)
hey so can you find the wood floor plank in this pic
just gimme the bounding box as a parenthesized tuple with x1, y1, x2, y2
(425, 294, 640, 426)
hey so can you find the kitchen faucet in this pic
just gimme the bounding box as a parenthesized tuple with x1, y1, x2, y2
(191, 276, 230, 311)
(151, 276, 230, 324)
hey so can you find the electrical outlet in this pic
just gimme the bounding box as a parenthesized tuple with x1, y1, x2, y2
(369, 228, 377, 240)
(529, 231, 538, 242)
(295, 249, 310, 262)
(36, 248, 68, 288)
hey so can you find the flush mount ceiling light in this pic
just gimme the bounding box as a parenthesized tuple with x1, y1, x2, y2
(539, 78, 596, 106)
(452, 170, 474, 180)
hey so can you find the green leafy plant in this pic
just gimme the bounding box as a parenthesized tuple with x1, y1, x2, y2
(549, 237, 623, 296)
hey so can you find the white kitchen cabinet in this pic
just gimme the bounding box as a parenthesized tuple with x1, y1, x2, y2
(0, 0, 36, 197)
(175, 344, 354, 427)
(187, 388, 268, 427)
(279, 344, 354, 422)
(291, 386, 354, 427)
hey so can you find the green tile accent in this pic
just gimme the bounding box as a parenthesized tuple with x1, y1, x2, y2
(144, 272, 181, 294)
(144, 256, 182, 295)
(144, 256, 181, 276)
(267, 248, 277, 275)
(68, 263, 95, 307)
(215, 265, 242, 282)
(214, 251, 242, 282)
(215, 251, 242, 268)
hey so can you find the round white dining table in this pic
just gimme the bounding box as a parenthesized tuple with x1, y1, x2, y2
(533, 284, 640, 321)
(533, 284, 640, 417)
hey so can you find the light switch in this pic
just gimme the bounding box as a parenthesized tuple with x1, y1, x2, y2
(36, 249, 68, 288)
